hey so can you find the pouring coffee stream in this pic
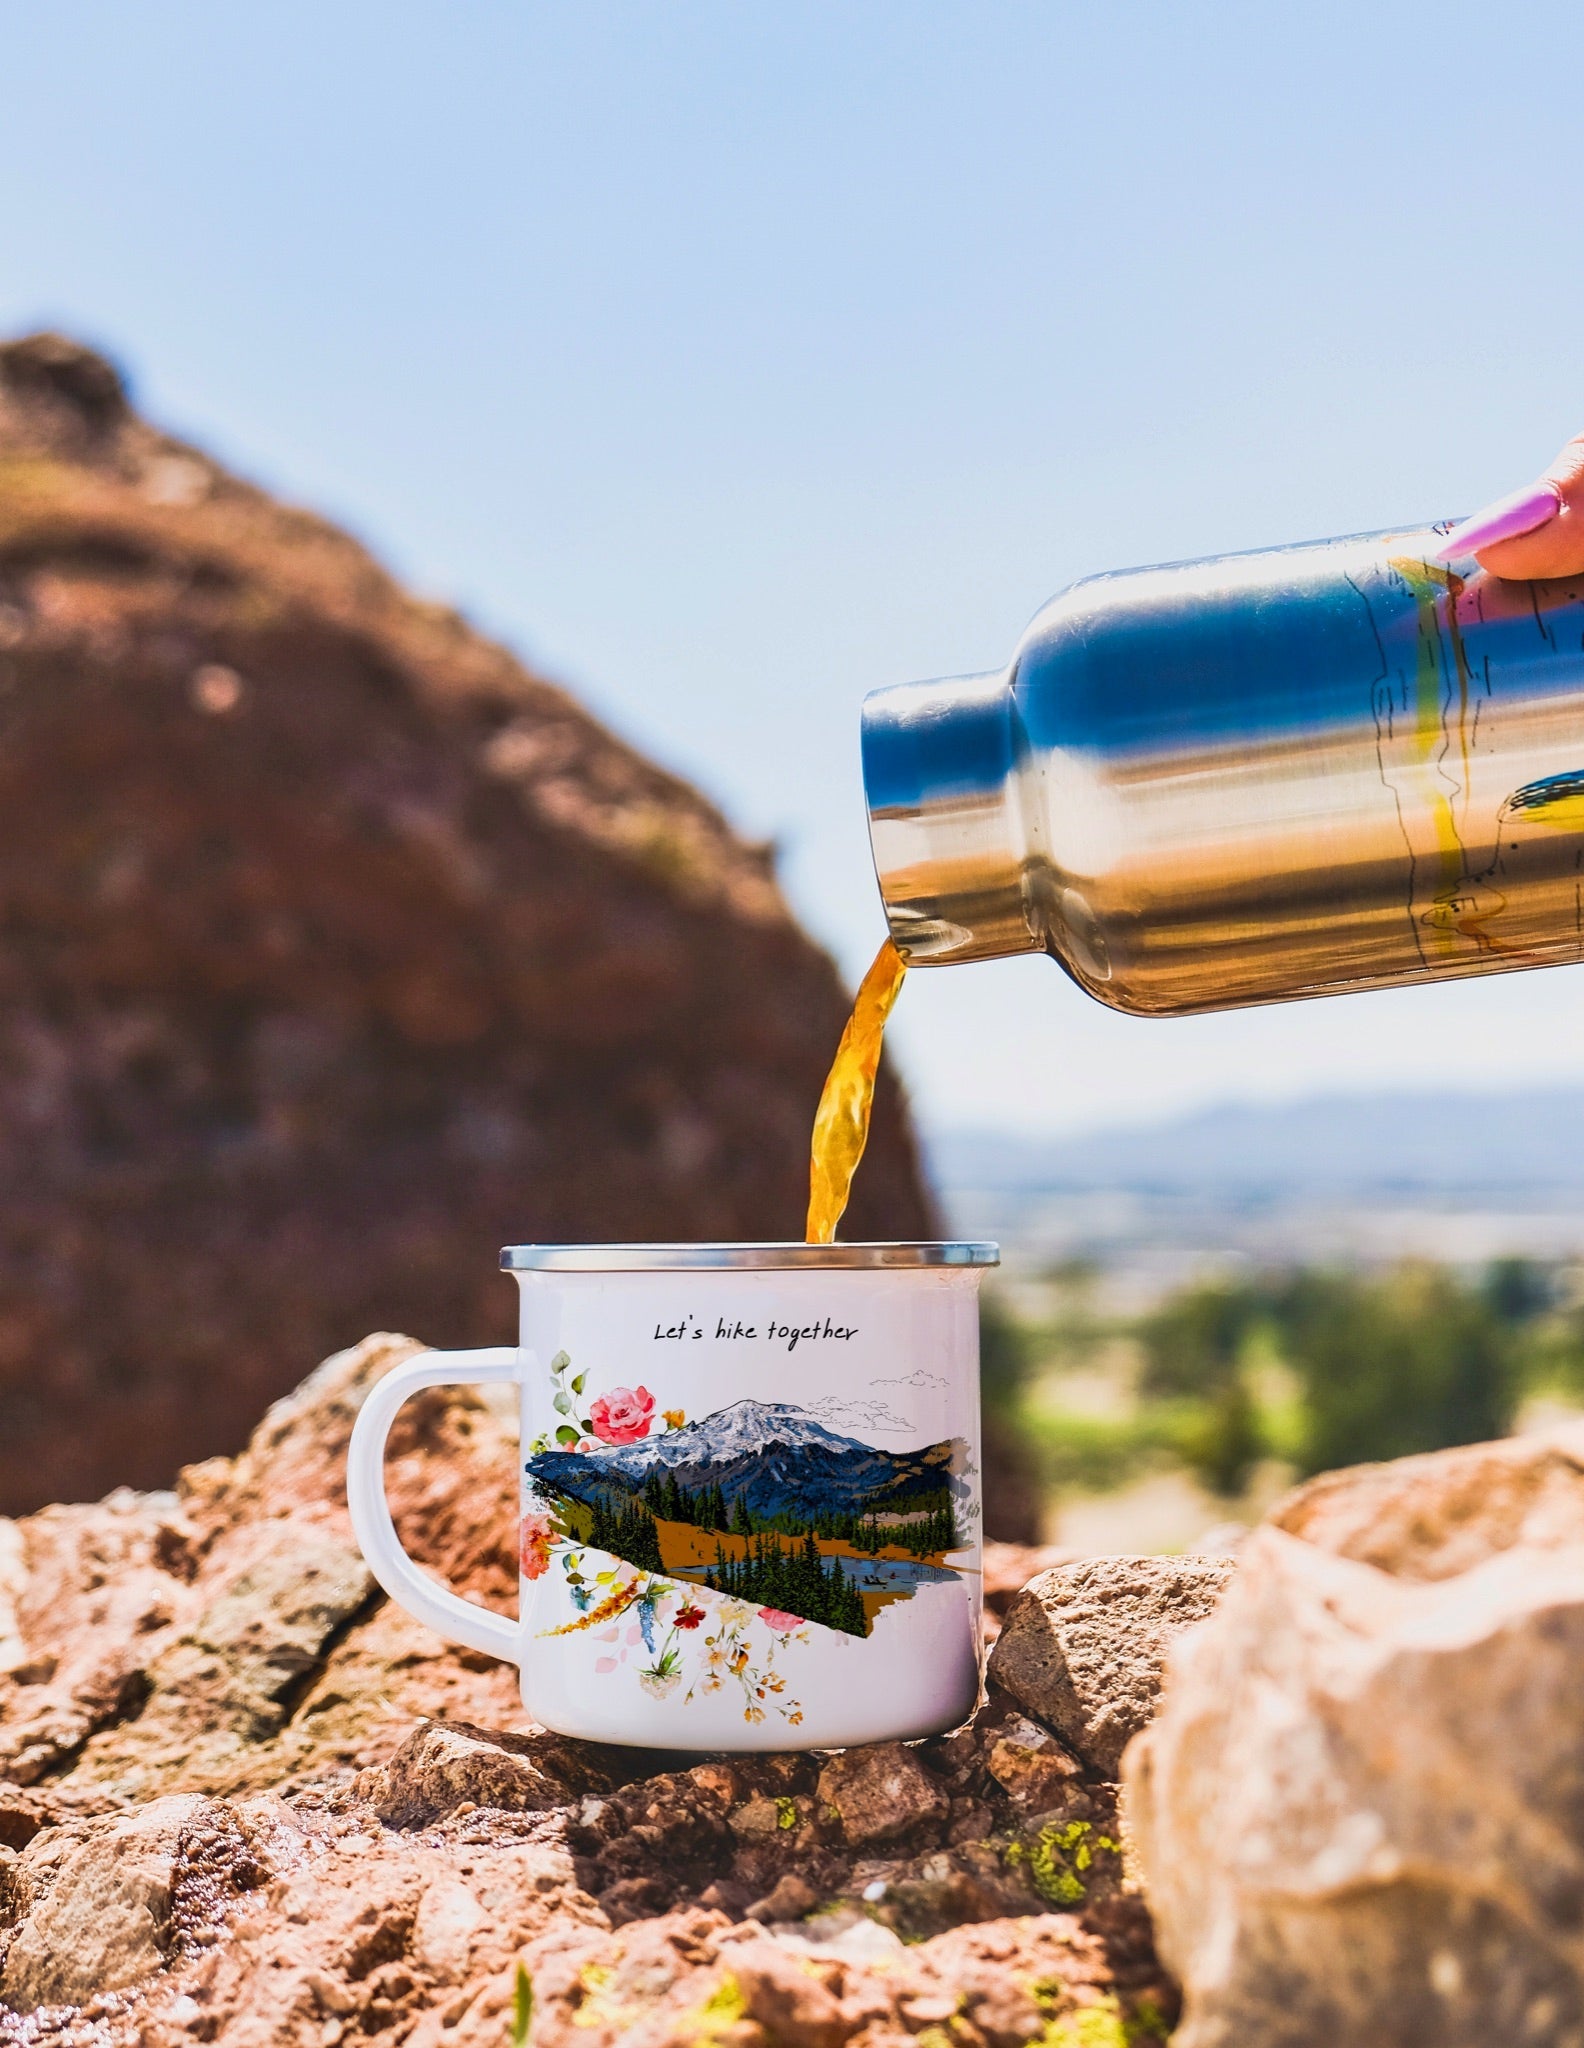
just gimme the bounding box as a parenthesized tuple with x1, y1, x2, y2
(805, 936, 908, 1242)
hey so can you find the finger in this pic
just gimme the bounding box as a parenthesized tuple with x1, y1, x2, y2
(1434, 481, 1562, 562)
(1437, 434, 1584, 580)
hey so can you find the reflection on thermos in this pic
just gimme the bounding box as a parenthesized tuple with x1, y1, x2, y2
(861, 526, 1584, 1014)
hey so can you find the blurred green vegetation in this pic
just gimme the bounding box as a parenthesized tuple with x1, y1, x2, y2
(980, 1254, 1582, 1530)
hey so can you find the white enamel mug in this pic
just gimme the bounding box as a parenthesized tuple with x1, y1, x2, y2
(347, 1241, 998, 1751)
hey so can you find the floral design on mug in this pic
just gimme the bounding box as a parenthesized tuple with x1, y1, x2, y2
(686, 1597, 807, 1724)
(521, 1348, 968, 1722)
(518, 1512, 557, 1582)
(527, 1348, 598, 1455)
(588, 1384, 655, 1444)
(540, 1568, 643, 1635)
(538, 1556, 805, 1725)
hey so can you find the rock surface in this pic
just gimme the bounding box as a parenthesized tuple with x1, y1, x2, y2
(988, 1554, 1234, 1776)
(981, 1541, 1076, 1628)
(0, 330, 931, 1515)
(1126, 1425, 1584, 2048)
(2, 1794, 212, 2007)
(0, 1335, 1177, 2043)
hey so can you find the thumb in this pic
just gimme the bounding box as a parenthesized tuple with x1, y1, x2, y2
(1437, 434, 1584, 579)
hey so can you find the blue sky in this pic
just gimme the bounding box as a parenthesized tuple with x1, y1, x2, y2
(3, 3, 1583, 1136)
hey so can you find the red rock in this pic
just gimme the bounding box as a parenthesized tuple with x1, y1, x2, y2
(745, 1871, 819, 1923)
(358, 1717, 646, 1829)
(0, 1307, 1176, 2038)
(816, 1742, 951, 1848)
(0, 330, 931, 1515)
(984, 1710, 1085, 1814)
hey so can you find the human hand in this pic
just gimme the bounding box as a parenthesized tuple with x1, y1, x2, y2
(1434, 435, 1584, 577)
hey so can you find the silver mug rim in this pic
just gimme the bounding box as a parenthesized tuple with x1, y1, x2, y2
(500, 1241, 999, 1272)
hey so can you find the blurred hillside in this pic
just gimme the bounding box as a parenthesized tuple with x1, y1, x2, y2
(935, 1089, 1584, 1297)
(937, 1089, 1584, 1203)
(0, 333, 932, 1512)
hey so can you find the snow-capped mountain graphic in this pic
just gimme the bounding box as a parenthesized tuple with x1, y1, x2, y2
(525, 1397, 960, 1524)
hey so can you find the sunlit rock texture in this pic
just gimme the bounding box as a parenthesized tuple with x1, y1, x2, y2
(1127, 1426, 1584, 2048)
(0, 1335, 1175, 2044)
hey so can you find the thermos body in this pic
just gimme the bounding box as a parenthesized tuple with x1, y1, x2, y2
(861, 527, 1584, 1015)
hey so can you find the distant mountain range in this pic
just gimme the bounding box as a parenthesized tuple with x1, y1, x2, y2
(928, 1089, 1584, 1204)
(525, 1398, 958, 1524)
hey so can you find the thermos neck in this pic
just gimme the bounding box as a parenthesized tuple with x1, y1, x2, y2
(860, 672, 1042, 966)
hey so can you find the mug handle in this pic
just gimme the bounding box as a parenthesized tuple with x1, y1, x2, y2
(346, 1346, 521, 1664)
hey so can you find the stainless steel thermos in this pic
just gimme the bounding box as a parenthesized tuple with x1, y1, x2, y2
(861, 525, 1584, 1015)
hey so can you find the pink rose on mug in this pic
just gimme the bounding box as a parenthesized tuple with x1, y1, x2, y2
(588, 1384, 655, 1445)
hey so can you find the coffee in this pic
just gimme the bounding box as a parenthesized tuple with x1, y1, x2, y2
(805, 937, 907, 1242)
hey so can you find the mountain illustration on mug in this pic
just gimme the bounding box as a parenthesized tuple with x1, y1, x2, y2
(524, 1393, 969, 1640)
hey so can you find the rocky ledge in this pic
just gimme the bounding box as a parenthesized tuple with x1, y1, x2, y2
(0, 1335, 1209, 2047)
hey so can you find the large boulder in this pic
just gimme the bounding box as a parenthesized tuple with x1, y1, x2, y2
(0, 1334, 1178, 2042)
(0, 332, 931, 1512)
(1126, 1425, 1584, 2048)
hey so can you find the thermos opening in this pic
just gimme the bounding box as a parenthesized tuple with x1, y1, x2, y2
(860, 672, 1044, 966)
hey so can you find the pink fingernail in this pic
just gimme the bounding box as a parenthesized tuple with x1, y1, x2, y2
(1433, 481, 1563, 562)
